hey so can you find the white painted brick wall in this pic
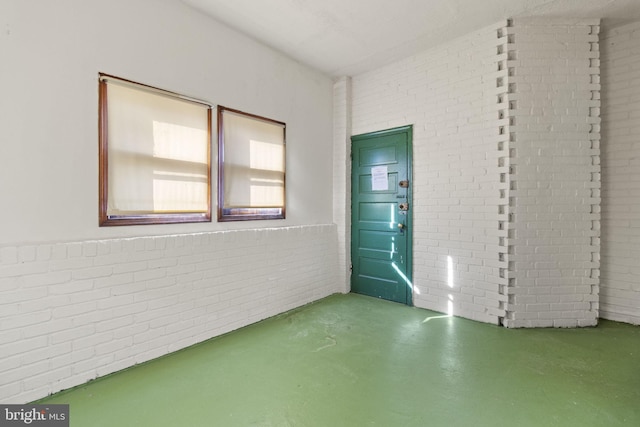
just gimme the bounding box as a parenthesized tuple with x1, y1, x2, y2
(347, 19, 601, 327)
(351, 21, 510, 324)
(0, 225, 339, 403)
(333, 76, 352, 293)
(504, 18, 601, 328)
(600, 21, 640, 325)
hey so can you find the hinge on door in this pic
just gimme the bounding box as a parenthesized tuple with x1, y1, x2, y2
(349, 263, 353, 272)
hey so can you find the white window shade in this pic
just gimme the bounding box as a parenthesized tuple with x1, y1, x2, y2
(104, 79, 210, 217)
(221, 109, 285, 210)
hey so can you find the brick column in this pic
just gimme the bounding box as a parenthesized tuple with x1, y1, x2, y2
(503, 18, 601, 327)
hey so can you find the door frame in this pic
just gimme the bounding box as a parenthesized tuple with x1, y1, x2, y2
(350, 125, 414, 305)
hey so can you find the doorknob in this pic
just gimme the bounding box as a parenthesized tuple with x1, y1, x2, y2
(397, 223, 405, 230)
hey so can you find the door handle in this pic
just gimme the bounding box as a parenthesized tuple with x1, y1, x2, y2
(397, 223, 405, 231)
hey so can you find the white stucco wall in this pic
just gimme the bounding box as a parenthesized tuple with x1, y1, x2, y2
(0, 0, 334, 245)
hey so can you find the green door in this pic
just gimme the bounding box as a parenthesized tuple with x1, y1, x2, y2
(351, 126, 413, 305)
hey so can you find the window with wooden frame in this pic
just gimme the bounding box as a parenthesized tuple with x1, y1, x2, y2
(99, 74, 212, 226)
(218, 106, 286, 221)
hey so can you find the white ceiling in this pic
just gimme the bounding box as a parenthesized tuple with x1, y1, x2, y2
(181, 0, 640, 77)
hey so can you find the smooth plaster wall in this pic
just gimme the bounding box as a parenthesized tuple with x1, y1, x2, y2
(0, 0, 334, 245)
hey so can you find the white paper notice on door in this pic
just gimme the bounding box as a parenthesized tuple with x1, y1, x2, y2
(371, 166, 388, 191)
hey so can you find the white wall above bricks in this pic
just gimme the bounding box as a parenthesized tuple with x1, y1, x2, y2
(600, 21, 640, 325)
(0, 0, 334, 245)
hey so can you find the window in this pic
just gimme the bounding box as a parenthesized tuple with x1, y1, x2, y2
(217, 106, 286, 221)
(99, 74, 212, 226)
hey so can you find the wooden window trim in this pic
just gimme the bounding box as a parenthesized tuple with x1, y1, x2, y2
(217, 106, 286, 222)
(98, 74, 212, 226)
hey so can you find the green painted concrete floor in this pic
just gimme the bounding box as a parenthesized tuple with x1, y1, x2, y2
(39, 293, 639, 426)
